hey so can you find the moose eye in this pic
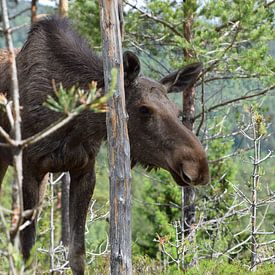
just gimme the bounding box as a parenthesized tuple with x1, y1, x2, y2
(139, 106, 151, 115)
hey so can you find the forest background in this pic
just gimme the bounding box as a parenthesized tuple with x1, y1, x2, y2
(0, 0, 274, 274)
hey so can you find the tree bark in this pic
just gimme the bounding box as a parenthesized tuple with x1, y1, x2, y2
(1, 0, 23, 248)
(31, 0, 37, 23)
(99, 1, 132, 274)
(182, 85, 196, 239)
(59, 0, 68, 17)
(181, 0, 197, 268)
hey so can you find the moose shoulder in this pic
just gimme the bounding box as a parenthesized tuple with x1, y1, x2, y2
(0, 17, 209, 275)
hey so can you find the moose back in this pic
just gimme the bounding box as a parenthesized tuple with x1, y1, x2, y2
(0, 17, 209, 274)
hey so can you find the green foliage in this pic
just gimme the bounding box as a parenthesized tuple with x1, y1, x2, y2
(186, 259, 275, 275)
(45, 81, 107, 114)
(45, 69, 117, 115)
(123, 0, 274, 267)
(126, 0, 274, 81)
(69, 0, 101, 48)
(252, 105, 267, 137)
(83, 256, 275, 275)
(132, 168, 181, 258)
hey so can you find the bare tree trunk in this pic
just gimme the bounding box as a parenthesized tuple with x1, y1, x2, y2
(59, 0, 68, 17)
(181, 86, 197, 267)
(181, 0, 197, 268)
(99, 0, 132, 274)
(182, 86, 196, 239)
(31, 0, 37, 23)
(250, 110, 260, 271)
(0, 0, 23, 247)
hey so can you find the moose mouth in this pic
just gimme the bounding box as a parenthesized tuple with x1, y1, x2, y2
(131, 158, 197, 187)
(170, 169, 193, 187)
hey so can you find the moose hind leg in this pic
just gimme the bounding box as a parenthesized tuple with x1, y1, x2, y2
(68, 163, 96, 275)
(20, 170, 40, 261)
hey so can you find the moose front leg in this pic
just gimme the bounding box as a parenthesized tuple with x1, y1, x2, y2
(68, 163, 96, 275)
(20, 170, 41, 261)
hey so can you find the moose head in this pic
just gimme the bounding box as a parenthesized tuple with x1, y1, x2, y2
(123, 51, 210, 186)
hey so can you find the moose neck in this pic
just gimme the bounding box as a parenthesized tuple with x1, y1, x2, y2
(74, 111, 108, 143)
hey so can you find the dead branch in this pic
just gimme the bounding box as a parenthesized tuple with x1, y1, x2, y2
(195, 85, 275, 120)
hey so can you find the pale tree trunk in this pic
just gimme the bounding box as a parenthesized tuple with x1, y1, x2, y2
(1, 0, 23, 270)
(31, 0, 49, 22)
(99, 0, 132, 274)
(59, 0, 68, 17)
(250, 110, 261, 271)
(31, 0, 38, 23)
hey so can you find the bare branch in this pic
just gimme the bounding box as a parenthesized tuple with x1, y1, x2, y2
(9, 7, 30, 20)
(195, 85, 275, 120)
(209, 146, 253, 164)
(124, 0, 182, 37)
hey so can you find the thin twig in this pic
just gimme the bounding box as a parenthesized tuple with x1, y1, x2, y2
(196, 75, 205, 136)
(124, 0, 182, 37)
(195, 85, 275, 120)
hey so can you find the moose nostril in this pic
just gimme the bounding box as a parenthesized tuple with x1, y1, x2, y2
(180, 170, 192, 184)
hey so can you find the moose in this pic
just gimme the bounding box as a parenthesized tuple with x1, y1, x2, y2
(0, 17, 209, 274)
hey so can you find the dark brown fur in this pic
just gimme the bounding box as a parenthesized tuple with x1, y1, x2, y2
(0, 17, 209, 274)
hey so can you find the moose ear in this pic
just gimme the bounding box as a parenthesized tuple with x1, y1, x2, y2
(123, 51, 140, 84)
(160, 62, 203, 93)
